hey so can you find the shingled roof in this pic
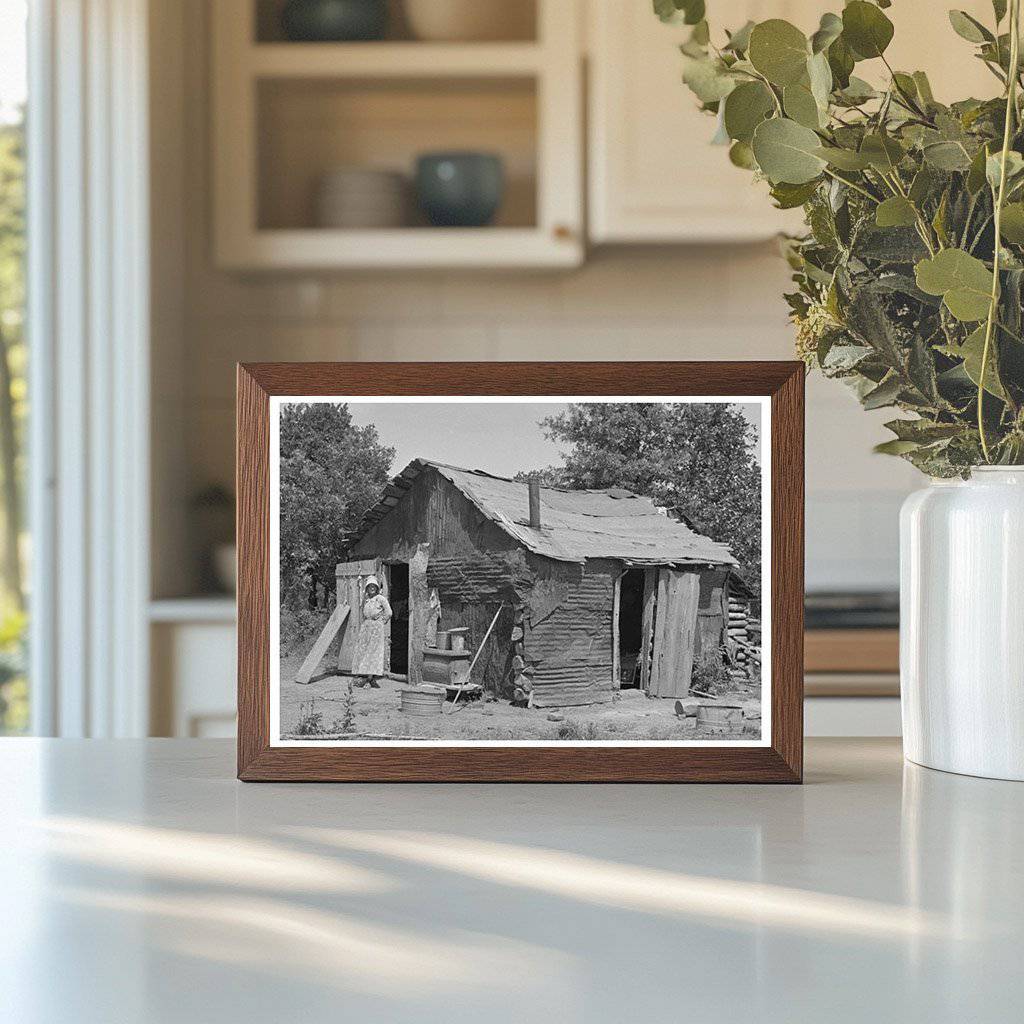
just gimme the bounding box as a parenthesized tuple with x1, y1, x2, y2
(352, 459, 736, 567)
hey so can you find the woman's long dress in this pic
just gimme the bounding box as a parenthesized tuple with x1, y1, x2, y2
(353, 594, 392, 676)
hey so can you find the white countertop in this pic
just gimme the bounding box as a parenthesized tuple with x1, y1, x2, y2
(1, 738, 1021, 1023)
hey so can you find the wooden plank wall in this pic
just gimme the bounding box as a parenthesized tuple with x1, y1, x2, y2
(648, 569, 700, 698)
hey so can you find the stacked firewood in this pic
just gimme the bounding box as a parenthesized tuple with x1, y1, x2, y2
(727, 597, 755, 683)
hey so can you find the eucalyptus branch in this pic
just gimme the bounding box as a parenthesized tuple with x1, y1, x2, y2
(750, 69, 783, 116)
(968, 212, 994, 253)
(667, 2, 1024, 473)
(981, 58, 1009, 87)
(979, 0, 1021, 462)
(880, 54, 929, 120)
(822, 167, 880, 204)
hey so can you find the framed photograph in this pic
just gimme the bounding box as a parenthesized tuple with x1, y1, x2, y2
(237, 362, 804, 782)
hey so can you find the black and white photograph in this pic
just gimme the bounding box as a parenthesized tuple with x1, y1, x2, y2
(270, 397, 769, 746)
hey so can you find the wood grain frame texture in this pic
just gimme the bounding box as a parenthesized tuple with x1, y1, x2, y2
(237, 362, 804, 783)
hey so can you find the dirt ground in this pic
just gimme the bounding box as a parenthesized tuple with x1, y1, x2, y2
(279, 653, 761, 742)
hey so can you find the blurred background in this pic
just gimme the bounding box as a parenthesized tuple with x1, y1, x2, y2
(0, 0, 999, 740)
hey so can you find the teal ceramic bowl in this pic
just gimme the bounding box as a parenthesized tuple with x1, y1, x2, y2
(280, 0, 388, 42)
(415, 152, 505, 228)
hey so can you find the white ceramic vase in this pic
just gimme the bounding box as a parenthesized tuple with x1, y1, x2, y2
(900, 467, 1024, 780)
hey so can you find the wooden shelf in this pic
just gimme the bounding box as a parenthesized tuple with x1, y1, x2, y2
(218, 227, 579, 270)
(249, 42, 545, 79)
(212, 0, 582, 269)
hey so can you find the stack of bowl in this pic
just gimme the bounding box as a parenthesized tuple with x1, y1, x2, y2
(314, 167, 409, 229)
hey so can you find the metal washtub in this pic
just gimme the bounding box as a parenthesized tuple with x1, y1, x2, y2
(400, 685, 446, 716)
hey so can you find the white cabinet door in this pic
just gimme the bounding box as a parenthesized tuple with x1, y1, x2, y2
(587, 1, 999, 244)
(588, 1, 813, 243)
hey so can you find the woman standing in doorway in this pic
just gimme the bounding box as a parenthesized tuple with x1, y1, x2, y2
(353, 576, 392, 687)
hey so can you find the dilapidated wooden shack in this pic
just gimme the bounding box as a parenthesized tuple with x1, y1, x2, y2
(337, 459, 744, 708)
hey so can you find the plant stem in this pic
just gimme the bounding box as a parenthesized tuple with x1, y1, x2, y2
(880, 54, 930, 120)
(968, 212, 994, 253)
(751, 69, 783, 116)
(821, 167, 879, 203)
(979, 0, 1021, 463)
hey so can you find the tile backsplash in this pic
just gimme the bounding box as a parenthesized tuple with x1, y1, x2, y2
(170, 247, 917, 596)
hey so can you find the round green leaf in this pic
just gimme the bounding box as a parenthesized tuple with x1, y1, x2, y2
(1000, 202, 1024, 243)
(723, 81, 775, 143)
(842, 1, 894, 59)
(724, 20, 755, 53)
(915, 249, 994, 322)
(875, 439, 922, 456)
(729, 140, 758, 170)
(967, 144, 992, 194)
(828, 35, 855, 88)
(783, 83, 821, 129)
(682, 55, 736, 103)
(654, 0, 706, 25)
(807, 51, 833, 109)
(986, 150, 1024, 189)
(860, 133, 905, 172)
(811, 12, 843, 54)
(949, 10, 993, 44)
(836, 76, 877, 105)
(924, 141, 973, 171)
(752, 117, 827, 184)
(770, 179, 820, 209)
(875, 196, 918, 228)
(959, 325, 1007, 398)
(814, 145, 871, 170)
(748, 19, 810, 86)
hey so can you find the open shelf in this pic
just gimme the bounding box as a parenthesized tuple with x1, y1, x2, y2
(257, 76, 537, 232)
(213, 0, 581, 269)
(222, 227, 578, 269)
(254, 0, 538, 45)
(249, 42, 544, 77)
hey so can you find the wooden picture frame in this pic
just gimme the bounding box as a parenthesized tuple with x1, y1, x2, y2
(237, 362, 804, 782)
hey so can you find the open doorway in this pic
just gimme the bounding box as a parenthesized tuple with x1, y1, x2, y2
(387, 561, 410, 676)
(618, 568, 646, 687)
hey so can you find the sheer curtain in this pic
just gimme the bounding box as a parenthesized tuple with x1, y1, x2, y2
(28, 0, 150, 737)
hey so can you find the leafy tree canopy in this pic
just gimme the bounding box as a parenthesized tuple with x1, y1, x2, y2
(279, 403, 394, 609)
(521, 403, 762, 594)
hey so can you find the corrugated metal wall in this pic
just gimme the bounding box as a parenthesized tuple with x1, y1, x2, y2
(524, 560, 617, 707)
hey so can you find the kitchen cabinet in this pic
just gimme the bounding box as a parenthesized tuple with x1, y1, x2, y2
(587, 1, 811, 243)
(587, 0, 998, 244)
(212, 0, 583, 269)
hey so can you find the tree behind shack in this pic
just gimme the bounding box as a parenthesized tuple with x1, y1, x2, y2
(279, 403, 393, 613)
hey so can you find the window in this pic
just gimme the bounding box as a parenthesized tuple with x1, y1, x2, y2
(0, 0, 28, 734)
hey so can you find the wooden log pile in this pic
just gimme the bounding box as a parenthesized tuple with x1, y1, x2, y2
(726, 596, 756, 683)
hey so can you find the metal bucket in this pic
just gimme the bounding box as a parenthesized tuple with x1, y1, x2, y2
(696, 704, 743, 735)
(400, 685, 445, 716)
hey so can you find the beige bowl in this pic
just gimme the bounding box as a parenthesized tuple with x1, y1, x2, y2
(404, 0, 534, 41)
(315, 168, 410, 228)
